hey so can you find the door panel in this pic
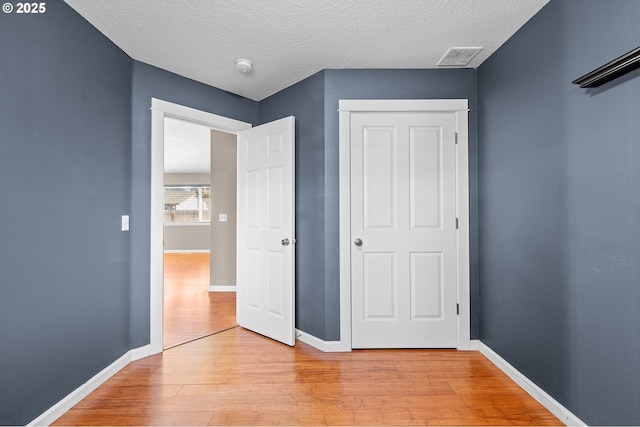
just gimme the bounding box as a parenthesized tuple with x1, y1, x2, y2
(267, 251, 284, 316)
(363, 252, 397, 319)
(410, 252, 442, 318)
(237, 116, 295, 346)
(351, 112, 457, 348)
(410, 127, 442, 229)
(268, 166, 283, 228)
(363, 127, 396, 229)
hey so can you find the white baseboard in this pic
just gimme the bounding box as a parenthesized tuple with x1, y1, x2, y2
(477, 342, 586, 427)
(130, 344, 152, 361)
(208, 285, 236, 292)
(295, 329, 350, 352)
(28, 345, 150, 426)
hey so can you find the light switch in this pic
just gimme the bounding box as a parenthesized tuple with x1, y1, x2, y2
(121, 215, 129, 231)
(219, 214, 228, 222)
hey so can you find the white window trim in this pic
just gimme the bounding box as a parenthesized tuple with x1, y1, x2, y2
(163, 223, 210, 227)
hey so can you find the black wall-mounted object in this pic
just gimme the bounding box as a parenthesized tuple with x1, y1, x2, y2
(572, 46, 640, 88)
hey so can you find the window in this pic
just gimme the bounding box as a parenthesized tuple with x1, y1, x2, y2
(164, 186, 211, 223)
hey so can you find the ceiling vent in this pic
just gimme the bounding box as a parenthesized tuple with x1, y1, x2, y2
(438, 47, 483, 66)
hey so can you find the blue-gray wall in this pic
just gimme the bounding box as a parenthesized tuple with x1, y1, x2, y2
(129, 61, 258, 347)
(259, 69, 479, 341)
(258, 71, 327, 338)
(5, 0, 638, 424)
(0, 1, 132, 425)
(478, 0, 640, 424)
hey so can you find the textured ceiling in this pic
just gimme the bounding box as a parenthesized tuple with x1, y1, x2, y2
(63, 0, 548, 101)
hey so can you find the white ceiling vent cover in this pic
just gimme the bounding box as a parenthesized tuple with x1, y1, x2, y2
(438, 47, 483, 66)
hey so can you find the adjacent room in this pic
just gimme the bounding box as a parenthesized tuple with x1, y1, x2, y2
(1, 0, 638, 426)
(162, 117, 237, 349)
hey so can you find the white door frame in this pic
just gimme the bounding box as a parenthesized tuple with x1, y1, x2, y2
(149, 98, 252, 355)
(337, 99, 471, 351)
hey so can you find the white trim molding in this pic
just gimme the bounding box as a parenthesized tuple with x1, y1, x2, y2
(338, 99, 471, 351)
(28, 345, 151, 426)
(150, 98, 251, 355)
(478, 342, 587, 427)
(295, 329, 349, 353)
(208, 285, 237, 292)
(163, 223, 210, 227)
(130, 344, 152, 361)
(468, 339, 481, 351)
(338, 99, 471, 113)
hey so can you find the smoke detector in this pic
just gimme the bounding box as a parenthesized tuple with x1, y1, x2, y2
(438, 48, 483, 67)
(235, 58, 253, 73)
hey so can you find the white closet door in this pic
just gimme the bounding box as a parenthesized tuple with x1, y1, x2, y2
(350, 112, 457, 348)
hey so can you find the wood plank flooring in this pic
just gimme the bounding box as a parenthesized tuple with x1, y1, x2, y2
(53, 328, 561, 426)
(163, 252, 236, 348)
(53, 253, 562, 426)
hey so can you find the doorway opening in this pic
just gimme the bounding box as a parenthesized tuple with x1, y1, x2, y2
(150, 99, 252, 354)
(162, 118, 238, 349)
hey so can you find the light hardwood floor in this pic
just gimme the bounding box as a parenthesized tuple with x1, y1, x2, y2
(53, 253, 562, 426)
(163, 252, 236, 348)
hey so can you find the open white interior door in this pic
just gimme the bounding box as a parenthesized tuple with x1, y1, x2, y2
(236, 116, 296, 346)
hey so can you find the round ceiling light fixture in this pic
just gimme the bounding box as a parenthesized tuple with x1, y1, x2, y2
(235, 58, 253, 73)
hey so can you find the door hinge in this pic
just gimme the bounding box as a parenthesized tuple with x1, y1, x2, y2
(455, 218, 459, 229)
(455, 133, 458, 145)
(457, 303, 460, 315)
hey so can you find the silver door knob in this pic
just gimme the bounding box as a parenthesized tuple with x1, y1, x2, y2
(354, 238, 363, 247)
(281, 238, 290, 246)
